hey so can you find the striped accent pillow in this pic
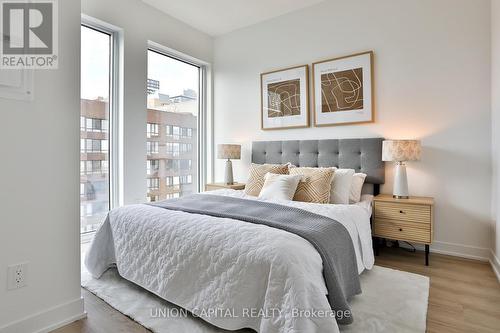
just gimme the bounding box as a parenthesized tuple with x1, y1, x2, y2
(289, 167, 335, 204)
(244, 163, 289, 196)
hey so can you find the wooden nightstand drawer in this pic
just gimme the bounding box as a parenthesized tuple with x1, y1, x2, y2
(374, 219, 431, 243)
(374, 201, 431, 224)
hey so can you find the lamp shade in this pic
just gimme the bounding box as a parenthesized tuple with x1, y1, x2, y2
(217, 144, 241, 160)
(382, 140, 421, 162)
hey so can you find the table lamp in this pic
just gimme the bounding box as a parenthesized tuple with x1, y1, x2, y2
(217, 144, 241, 185)
(382, 140, 421, 199)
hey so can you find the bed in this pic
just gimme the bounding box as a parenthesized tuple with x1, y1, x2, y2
(85, 138, 385, 333)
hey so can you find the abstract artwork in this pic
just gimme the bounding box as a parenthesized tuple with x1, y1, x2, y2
(313, 51, 373, 126)
(261, 65, 309, 130)
(267, 79, 301, 117)
(321, 68, 363, 112)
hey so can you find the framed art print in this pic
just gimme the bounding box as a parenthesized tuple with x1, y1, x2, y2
(313, 51, 374, 126)
(261, 65, 309, 130)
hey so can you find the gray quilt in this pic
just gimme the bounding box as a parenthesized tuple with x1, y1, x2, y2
(149, 194, 361, 325)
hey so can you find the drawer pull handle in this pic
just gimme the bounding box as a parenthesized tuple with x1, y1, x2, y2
(399, 210, 405, 214)
(399, 228, 403, 231)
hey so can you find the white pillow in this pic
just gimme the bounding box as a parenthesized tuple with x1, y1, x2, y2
(258, 173, 302, 201)
(330, 169, 355, 204)
(349, 173, 367, 204)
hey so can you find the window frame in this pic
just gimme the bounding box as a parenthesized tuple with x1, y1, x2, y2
(80, 17, 123, 239)
(148, 41, 209, 193)
(82, 15, 123, 211)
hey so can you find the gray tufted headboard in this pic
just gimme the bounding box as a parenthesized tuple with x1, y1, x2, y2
(252, 138, 385, 194)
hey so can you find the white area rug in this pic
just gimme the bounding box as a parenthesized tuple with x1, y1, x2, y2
(81, 266, 429, 333)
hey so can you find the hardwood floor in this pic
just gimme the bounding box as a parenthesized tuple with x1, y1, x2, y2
(53, 248, 500, 333)
(375, 247, 500, 333)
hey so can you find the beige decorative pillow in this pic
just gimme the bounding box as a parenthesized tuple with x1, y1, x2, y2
(289, 167, 335, 203)
(349, 173, 367, 204)
(244, 163, 289, 196)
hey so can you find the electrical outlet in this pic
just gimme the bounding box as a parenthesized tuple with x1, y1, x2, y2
(7, 263, 28, 290)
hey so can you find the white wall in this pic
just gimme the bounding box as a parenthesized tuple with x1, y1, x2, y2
(82, 0, 213, 205)
(0, 0, 84, 331)
(214, 0, 492, 259)
(0, 0, 213, 331)
(491, 0, 500, 276)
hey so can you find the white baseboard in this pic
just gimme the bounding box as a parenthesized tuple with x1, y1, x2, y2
(430, 241, 491, 261)
(0, 297, 86, 333)
(398, 240, 490, 261)
(490, 250, 500, 283)
(398, 240, 500, 282)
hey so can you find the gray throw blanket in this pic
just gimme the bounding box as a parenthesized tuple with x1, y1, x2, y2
(149, 194, 361, 325)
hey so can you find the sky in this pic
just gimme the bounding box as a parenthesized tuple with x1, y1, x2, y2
(80, 25, 199, 100)
(147, 50, 199, 97)
(81, 26, 110, 100)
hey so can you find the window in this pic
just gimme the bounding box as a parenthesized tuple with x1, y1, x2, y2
(146, 48, 201, 201)
(166, 176, 180, 186)
(165, 159, 180, 172)
(81, 117, 109, 132)
(166, 142, 180, 156)
(166, 125, 181, 140)
(147, 141, 159, 154)
(180, 127, 192, 138)
(81, 160, 109, 175)
(180, 175, 192, 184)
(180, 143, 192, 154)
(147, 123, 159, 138)
(147, 178, 160, 190)
(81, 139, 109, 153)
(147, 159, 160, 175)
(180, 159, 192, 171)
(80, 24, 113, 234)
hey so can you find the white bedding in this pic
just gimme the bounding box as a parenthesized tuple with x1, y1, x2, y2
(85, 190, 374, 333)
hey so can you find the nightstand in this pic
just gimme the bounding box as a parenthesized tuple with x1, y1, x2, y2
(205, 183, 246, 191)
(373, 194, 434, 265)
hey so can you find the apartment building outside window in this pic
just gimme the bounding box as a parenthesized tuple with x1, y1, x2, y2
(180, 175, 192, 184)
(147, 159, 160, 175)
(147, 178, 160, 190)
(166, 175, 181, 187)
(180, 159, 192, 170)
(147, 123, 159, 138)
(165, 159, 180, 172)
(146, 48, 202, 202)
(80, 23, 119, 235)
(180, 143, 192, 154)
(147, 141, 159, 154)
(81, 160, 109, 175)
(81, 117, 109, 132)
(180, 127, 192, 138)
(166, 142, 180, 156)
(81, 139, 109, 153)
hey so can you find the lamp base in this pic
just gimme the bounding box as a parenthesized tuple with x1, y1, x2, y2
(224, 159, 234, 185)
(393, 162, 409, 199)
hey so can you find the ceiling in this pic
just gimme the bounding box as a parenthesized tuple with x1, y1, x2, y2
(142, 0, 326, 36)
